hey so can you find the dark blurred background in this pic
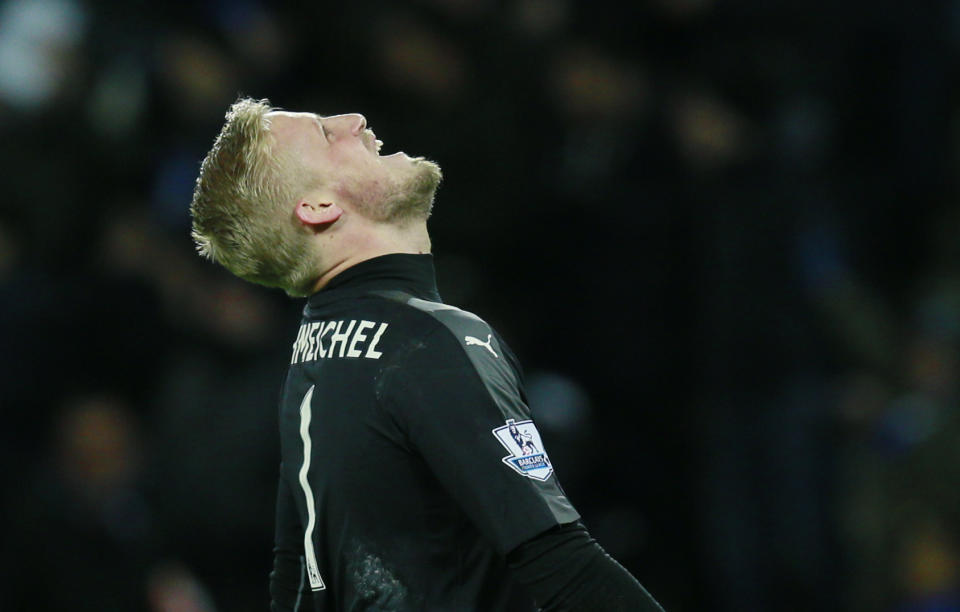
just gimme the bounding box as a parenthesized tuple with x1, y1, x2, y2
(2, 0, 959, 610)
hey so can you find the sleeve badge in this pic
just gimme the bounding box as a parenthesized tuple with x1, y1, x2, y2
(491, 419, 554, 481)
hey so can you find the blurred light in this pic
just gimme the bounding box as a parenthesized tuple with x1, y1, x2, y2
(147, 563, 218, 612)
(374, 13, 467, 103)
(876, 393, 939, 455)
(214, 0, 288, 70)
(670, 92, 751, 169)
(916, 289, 960, 340)
(795, 222, 850, 292)
(56, 394, 140, 497)
(87, 58, 148, 139)
(526, 371, 591, 432)
(153, 147, 203, 228)
(510, 0, 570, 39)
(550, 44, 647, 120)
(0, 0, 86, 108)
(158, 35, 238, 119)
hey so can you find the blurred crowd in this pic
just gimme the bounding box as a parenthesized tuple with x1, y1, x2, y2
(2, 0, 960, 610)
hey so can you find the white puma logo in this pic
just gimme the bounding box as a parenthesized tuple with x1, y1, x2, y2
(465, 334, 498, 358)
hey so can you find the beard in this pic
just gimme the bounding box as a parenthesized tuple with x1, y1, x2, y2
(355, 158, 443, 224)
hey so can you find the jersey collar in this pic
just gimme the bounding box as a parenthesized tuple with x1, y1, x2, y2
(307, 253, 441, 307)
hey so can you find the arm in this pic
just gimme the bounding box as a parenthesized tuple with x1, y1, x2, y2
(507, 521, 666, 611)
(383, 315, 665, 609)
(270, 472, 305, 612)
(381, 323, 580, 555)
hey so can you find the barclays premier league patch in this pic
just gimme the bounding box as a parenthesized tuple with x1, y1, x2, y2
(491, 419, 554, 481)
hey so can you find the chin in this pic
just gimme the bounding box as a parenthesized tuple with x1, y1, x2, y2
(380, 161, 442, 222)
(414, 158, 442, 184)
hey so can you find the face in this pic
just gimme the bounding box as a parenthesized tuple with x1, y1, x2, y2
(266, 110, 442, 222)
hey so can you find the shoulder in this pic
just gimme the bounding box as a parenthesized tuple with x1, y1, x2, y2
(402, 297, 492, 342)
(380, 296, 503, 359)
(293, 290, 520, 376)
(379, 295, 523, 386)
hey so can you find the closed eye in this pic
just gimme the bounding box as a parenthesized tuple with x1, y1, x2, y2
(314, 116, 328, 140)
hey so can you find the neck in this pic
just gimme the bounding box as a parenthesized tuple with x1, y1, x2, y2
(312, 220, 431, 292)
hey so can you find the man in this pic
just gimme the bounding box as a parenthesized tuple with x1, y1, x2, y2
(190, 98, 665, 611)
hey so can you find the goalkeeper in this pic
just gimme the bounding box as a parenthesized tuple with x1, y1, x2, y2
(190, 98, 666, 612)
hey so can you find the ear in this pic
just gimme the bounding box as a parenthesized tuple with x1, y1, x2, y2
(295, 200, 343, 226)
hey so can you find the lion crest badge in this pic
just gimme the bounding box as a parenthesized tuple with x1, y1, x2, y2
(491, 418, 554, 481)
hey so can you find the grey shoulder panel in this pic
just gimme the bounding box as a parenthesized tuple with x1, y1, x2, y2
(400, 296, 527, 422)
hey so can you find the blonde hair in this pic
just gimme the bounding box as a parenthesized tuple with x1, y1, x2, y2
(190, 97, 317, 296)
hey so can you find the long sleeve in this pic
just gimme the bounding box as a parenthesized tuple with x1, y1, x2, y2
(270, 471, 305, 612)
(507, 521, 666, 611)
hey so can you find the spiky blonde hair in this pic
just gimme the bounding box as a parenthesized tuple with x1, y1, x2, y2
(190, 98, 317, 296)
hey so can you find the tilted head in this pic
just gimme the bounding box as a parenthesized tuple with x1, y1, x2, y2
(190, 97, 442, 296)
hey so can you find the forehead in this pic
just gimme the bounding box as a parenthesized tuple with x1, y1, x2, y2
(265, 110, 321, 151)
(267, 110, 318, 122)
(266, 110, 318, 134)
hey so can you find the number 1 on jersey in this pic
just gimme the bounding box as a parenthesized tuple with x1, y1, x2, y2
(298, 385, 326, 591)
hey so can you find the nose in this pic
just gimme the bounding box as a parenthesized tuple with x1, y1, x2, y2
(352, 114, 367, 134)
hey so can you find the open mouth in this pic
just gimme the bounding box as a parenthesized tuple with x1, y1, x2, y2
(364, 128, 383, 154)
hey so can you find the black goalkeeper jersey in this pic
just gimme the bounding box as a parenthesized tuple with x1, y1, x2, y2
(272, 254, 580, 612)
